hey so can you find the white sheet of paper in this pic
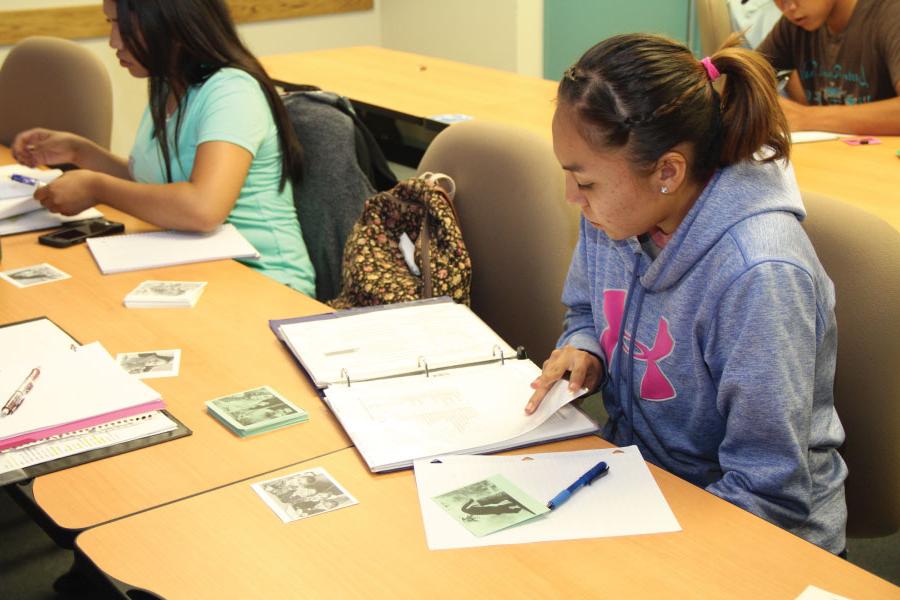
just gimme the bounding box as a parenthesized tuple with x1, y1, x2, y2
(794, 585, 851, 600)
(279, 301, 517, 386)
(790, 131, 841, 144)
(324, 360, 587, 471)
(414, 446, 681, 550)
(0, 318, 78, 366)
(0, 206, 103, 236)
(0, 342, 163, 446)
(0, 165, 63, 217)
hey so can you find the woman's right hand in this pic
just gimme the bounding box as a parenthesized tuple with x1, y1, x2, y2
(525, 346, 602, 415)
(11, 128, 89, 168)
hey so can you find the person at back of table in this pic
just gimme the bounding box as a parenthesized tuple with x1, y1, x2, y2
(12, 0, 315, 293)
(757, 0, 900, 135)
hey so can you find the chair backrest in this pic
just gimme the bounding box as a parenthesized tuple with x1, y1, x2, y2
(417, 120, 579, 362)
(696, 0, 735, 57)
(283, 91, 377, 302)
(0, 36, 112, 149)
(801, 191, 900, 538)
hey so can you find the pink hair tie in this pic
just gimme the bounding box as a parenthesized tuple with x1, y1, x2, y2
(700, 57, 720, 82)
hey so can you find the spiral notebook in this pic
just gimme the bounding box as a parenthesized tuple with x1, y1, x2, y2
(86, 223, 259, 274)
(270, 298, 598, 472)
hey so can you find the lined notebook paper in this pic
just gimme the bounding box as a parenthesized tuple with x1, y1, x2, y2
(86, 223, 259, 274)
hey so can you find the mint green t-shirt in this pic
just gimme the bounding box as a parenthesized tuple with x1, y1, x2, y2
(129, 68, 315, 295)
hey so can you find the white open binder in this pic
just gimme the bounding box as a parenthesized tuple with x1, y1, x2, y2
(271, 298, 598, 472)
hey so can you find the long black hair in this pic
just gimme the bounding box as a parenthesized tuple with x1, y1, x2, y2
(558, 33, 789, 183)
(115, 0, 302, 190)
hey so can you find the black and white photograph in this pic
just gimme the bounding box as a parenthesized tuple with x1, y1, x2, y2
(0, 263, 71, 288)
(252, 467, 358, 523)
(115, 349, 181, 379)
(206, 386, 305, 430)
(124, 280, 207, 308)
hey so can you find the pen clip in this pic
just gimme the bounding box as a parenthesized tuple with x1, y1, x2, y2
(588, 463, 610, 485)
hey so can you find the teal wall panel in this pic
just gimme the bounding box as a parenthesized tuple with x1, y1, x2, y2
(544, 0, 693, 80)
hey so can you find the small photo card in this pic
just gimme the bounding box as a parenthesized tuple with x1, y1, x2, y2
(0, 263, 71, 288)
(252, 467, 358, 523)
(433, 474, 549, 537)
(127, 280, 206, 299)
(129, 280, 206, 298)
(116, 349, 181, 379)
(205, 386, 306, 432)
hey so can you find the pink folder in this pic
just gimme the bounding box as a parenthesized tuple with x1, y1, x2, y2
(0, 399, 165, 451)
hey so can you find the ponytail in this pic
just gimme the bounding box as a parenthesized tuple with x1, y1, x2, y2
(710, 33, 790, 166)
(558, 32, 790, 182)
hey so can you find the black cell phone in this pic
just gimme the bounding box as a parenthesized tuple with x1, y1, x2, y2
(38, 219, 125, 248)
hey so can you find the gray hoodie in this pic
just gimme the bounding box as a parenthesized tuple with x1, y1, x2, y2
(559, 159, 847, 553)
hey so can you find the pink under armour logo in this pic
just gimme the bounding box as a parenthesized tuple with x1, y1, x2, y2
(599, 289, 676, 401)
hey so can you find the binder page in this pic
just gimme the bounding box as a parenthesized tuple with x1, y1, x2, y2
(0, 411, 177, 476)
(0, 207, 104, 236)
(0, 165, 63, 218)
(0, 342, 163, 449)
(280, 302, 517, 386)
(323, 360, 585, 471)
(0, 318, 78, 365)
(414, 446, 681, 549)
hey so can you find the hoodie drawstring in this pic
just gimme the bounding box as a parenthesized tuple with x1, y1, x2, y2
(610, 251, 643, 446)
(625, 278, 647, 447)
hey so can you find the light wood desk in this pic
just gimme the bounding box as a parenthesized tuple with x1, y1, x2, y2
(262, 45, 557, 143)
(76, 439, 899, 599)
(261, 46, 900, 231)
(1, 146, 349, 536)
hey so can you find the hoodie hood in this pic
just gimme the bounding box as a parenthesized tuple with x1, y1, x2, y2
(616, 159, 805, 291)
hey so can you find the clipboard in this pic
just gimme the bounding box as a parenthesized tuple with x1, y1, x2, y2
(0, 316, 192, 486)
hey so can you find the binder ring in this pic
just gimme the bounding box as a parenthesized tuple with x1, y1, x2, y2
(417, 356, 430, 377)
(340, 368, 351, 387)
(492, 345, 506, 365)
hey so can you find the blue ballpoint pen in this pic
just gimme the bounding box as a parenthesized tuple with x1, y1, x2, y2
(9, 174, 44, 188)
(546, 461, 609, 510)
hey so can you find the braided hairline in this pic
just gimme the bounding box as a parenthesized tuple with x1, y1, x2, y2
(622, 76, 710, 128)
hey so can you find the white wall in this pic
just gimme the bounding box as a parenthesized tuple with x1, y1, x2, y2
(1, 0, 544, 155)
(0, 1, 383, 155)
(380, 0, 543, 77)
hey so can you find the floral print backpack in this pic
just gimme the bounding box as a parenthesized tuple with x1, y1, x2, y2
(328, 173, 471, 309)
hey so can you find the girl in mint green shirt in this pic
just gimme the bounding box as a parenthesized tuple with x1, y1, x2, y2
(12, 0, 315, 294)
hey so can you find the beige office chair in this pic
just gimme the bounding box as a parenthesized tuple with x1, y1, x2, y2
(801, 191, 900, 538)
(417, 120, 579, 363)
(696, 0, 735, 57)
(0, 36, 112, 149)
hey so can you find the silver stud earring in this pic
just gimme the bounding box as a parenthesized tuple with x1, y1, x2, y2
(661, 186, 670, 194)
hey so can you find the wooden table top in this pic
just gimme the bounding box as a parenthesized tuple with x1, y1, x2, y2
(76, 439, 899, 600)
(261, 46, 900, 231)
(1, 146, 349, 530)
(261, 46, 558, 143)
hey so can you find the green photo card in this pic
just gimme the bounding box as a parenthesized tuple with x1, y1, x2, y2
(433, 474, 549, 537)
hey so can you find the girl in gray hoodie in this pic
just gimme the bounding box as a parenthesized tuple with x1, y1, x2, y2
(527, 33, 846, 554)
